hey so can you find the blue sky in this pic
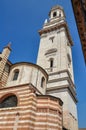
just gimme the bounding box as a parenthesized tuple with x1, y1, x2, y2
(0, 0, 86, 128)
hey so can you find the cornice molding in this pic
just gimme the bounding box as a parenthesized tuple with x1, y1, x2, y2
(47, 69, 77, 103)
(39, 22, 73, 46)
(47, 85, 78, 103)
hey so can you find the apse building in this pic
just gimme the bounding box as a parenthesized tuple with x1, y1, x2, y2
(0, 5, 78, 130)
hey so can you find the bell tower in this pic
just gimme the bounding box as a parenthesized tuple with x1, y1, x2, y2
(37, 5, 78, 130)
(0, 43, 11, 87)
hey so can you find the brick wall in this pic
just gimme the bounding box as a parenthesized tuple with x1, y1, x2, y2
(0, 84, 63, 130)
(35, 96, 63, 130)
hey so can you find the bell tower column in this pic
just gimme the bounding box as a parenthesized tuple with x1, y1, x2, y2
(0, 43, 11, 87)
(37, 6, 78, 130)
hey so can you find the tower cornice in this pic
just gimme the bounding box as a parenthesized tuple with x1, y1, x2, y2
(47, 85, 78, 103)
(46, 69, 77, 103)
(39, 22, 73, 46)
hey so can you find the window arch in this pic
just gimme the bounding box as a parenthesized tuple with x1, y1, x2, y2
(53, 12, 57, 17)
(50, 58, 54, 68)
(0, 94, 18, 108)
(13, 69, 19, 81)
(41, 77, 45, 88)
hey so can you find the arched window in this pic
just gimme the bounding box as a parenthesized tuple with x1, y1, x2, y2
(50, 58, 54, 68)
(0, 95, 18, 108)
(13, 69, 19, 81)
(67, 53, 71, 68)
(5, 63, 10, 73)
(41, 77, 45, 88)
(53, 12, 57, 17)
(0, 57, 2, 61)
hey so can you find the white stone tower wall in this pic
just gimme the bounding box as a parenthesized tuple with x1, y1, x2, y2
(37, 28, 74, 82)
(37, 5, 78, 130)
